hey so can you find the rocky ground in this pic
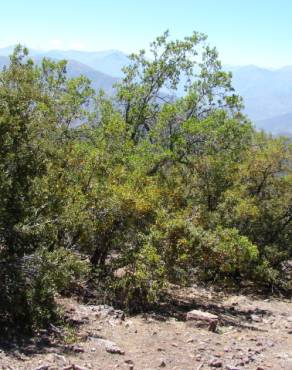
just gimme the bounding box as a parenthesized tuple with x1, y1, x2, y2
(0, 286, 291, 370)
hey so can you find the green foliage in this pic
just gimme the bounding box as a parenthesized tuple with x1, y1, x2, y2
(111, 243, 166, 311)
(0, 249, 88, 332)
(197, 226, 258, 278)
(25, 248, 88, 329)
(145, 214, 258, 285)
(0, 34, 291, 331)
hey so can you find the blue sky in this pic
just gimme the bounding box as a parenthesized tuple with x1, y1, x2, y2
(1, 0, 292, 67)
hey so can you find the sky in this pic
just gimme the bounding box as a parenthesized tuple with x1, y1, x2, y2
(1, 0, 292, 68)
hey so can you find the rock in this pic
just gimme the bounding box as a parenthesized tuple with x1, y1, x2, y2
(276, 353, 289, 359)
(13, 351, 30, 361)
(105, 342, 125, 355)
(34, 366, 50, 370)
(125, 320, 133, 328)
(73, 365, 89, 370)
(208, 358, 223, 367)
(186, 309, 218, 331)
(54, 354, 67, 364)
(159, 360, 166, 367)
(93, 337, 125, 354)
(251, 314, 262, 322)
(72, 345, 85, 353)
(96, 305, 125, 320)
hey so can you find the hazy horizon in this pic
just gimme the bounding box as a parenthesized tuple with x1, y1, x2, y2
(1, 44, 292, 71)
(1, 0, 292, 69)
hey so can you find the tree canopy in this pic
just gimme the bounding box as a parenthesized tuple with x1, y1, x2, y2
(0, 34, 291, 332)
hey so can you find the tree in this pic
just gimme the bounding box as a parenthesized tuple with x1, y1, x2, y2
(116, 30, 242, 143)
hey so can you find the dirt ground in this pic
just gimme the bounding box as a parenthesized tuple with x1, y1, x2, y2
(0, 286, 291, 370)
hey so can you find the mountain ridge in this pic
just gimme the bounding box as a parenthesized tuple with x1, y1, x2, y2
(0, 46, 291, 134)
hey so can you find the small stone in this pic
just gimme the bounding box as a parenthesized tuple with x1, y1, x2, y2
(209, 358, 223, 367)
(276, 353, 289, 359)
(72, 345, 85, 353)
(54, 354, 67, 364)
(159, 360, 166, 367)
(105, 342, 125, 355)
(14, 352, 30, 361)
(125, 320, 133, 328)
(125, 359, 134, 365)
(73, 365, 88, 370)
(251, 314, 262, 322)
(34, 366, 50, 370)
(186, 309, 218, 331)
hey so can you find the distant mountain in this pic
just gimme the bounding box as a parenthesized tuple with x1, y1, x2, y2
(0, 46, 129, 77)
(230, 65, 292, 123)
(256, 112, 292, 136)
(0, 53, 118, 95)
(35, 49, 129, 77)
(64, 60, 118, 94)
(1, 46, 292, 134)
(0, 56, 9, 69)
(0, 46, 16, 55)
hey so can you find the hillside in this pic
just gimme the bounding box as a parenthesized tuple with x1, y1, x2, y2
(230, 65, 292, 123)
(64, 60, 118, 94)
(0, 53, 118, 95)
(0, 47, 129, 77)
(256, 112, 292, 136)
(0, 55, 9, 69)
